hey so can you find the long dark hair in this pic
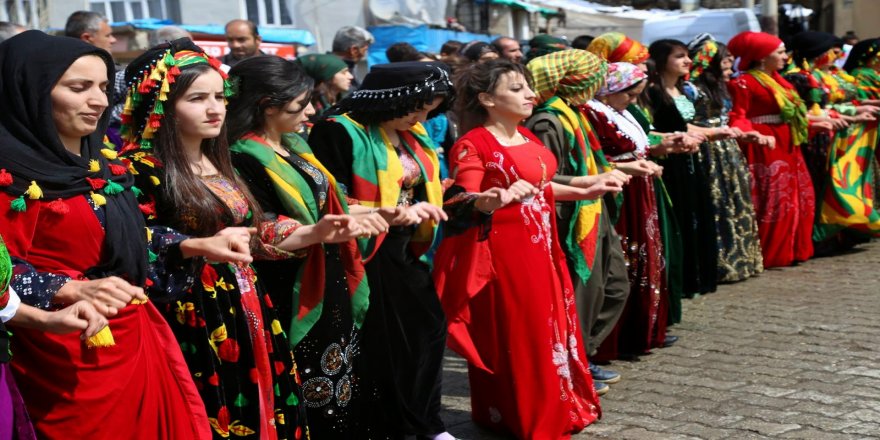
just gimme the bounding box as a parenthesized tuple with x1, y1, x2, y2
(647, 39, 689, 109)
(226, 56, 314, 142)
(690, 42, 732, 115)
(155, 63, 263, 236)
(454, 58, 530, 134)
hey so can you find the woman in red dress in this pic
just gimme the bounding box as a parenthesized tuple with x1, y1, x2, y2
(433, 59, 619, 439)
(727, 31, 815, 267)
(0, 31, 253, 440)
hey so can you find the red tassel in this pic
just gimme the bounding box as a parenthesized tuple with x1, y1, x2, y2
(120, 142, 139, 154)
(85, 177, 107, 190)
(139, 202, 156, 216)
(149, 118, 162, 129)
(109, 164, 127, 176)
(0, 169, 12, 187)
(47, 198, 69, 215)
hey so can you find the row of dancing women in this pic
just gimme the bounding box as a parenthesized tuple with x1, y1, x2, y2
(0, 27, 879, 440)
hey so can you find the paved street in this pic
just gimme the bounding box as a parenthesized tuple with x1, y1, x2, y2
(440, 241, 880, 439)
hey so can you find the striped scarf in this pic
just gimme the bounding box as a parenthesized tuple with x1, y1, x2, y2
(748, 69, 809, 146)
(528, 49, 608, 107)
(229, 133, 369, 346)
(537, 96, 611, 283)
(331, 113, 443, 260)
(853, 67, 880, 100)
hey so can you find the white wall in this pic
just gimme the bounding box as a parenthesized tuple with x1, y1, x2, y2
(46, 0, 90, 29)
(179, 0, 242, 25)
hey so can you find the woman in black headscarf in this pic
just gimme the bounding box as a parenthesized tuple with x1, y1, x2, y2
(0, 31, 252, 439)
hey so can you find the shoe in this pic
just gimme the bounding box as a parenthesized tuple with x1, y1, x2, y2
(594, 381, 609, 396)
(663, 335, 679, 347)
(589, 362, 621, 384)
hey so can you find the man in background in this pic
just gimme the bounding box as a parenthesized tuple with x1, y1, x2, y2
(64, 10, 116, 52)
(330, 26, 374, 89)
(222, 19, 263, 67)
(492, 36, 523, 63)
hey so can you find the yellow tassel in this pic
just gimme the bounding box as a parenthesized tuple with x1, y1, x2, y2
(101, 149, 118, 160)
(145, 226, 153, 242)
(149, 176, 161, 186)
(810, 103, 824, 116)
(271, 319, 283, 335)
(88, 159, 100, 172)
(160, 79, 170, 95)
(91, 192, 107, 206)
(130, 298, 148, 305)
(86, 326, 115, 348)
(26, 181, 43, 199)
(123, 95, 133, 114)
(158, 90, 168, 102)
(149, 66, 162, 81)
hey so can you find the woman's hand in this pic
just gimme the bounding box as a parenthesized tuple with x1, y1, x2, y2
(180, 228, 255, 264)
(406, 202, 448, 223)
(377, 203, 448, 226)
(351, 211, 390, 236)
(311, 214, 365, 243)
(55, 276, 147, 317)
(584, 178, 623, 199)
(8, 301, 109, 340)
(475, 187, 513, 213)
(811, 120, 835, 132)
(614, 160, 654, 177)
(43, 301, 110, 339)
(709, 127, 737, 141)
(855, 105, 880, 115)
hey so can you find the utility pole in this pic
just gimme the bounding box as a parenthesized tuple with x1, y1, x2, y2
(760, 0, 779, 35)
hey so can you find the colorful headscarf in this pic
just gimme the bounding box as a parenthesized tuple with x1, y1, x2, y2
(687, 33, 719, 79)
(525, 34, 569, 62)
(728, 31, 783, 72)
(527, 49, 608, 106)
(597, 62, 647, 97)
(121, 39, 232, 151)
(295, 53, 348, 83)
(587, 32, 649, 64)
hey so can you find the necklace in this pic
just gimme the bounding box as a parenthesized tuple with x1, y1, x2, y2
(486, 126, 526, 146)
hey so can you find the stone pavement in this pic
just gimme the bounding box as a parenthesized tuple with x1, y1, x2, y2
(439, 241, 880, 439)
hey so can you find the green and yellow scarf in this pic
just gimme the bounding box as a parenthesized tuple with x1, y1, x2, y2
(852, 67, 880, 101)
(748, 69, 809, 146)
(330, 113, 443, 260)
(230, 133, 369, 346)
(537, 96, 612, 283)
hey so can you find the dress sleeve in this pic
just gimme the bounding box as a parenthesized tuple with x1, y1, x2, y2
(253, 216, 306, 261)
(443, 139, 492, 239)
(309, 120, 356, 195)
(144, 226, 200, 302)
(0, 287, 20, 323)
(9, 258, 72, 309)
(727, 76, 756, 133)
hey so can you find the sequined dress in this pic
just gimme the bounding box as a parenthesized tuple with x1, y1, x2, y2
(690, 85, 764, 282)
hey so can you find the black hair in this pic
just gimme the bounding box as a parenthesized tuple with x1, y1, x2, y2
(454, 58, 530, 134)
(226, 56, 314, 143)
(690, 42, 732, 116)
(571, 35, 595, 50)
(386, 42, 423, 62)
(440, 40, 463, 56)
(647, 39, 689, 109)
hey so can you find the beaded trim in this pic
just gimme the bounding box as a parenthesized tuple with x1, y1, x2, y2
(348, 66, 451, 100)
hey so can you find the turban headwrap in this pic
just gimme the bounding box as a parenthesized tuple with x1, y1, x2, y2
(597, 62, 647, 97)
(525, 34, 569, 63)
(527, 49, 608, 106)
(727, 31, 783, 72)
(295, 53, 348, 83)
(687, 33, 719, 79)
(586, 32, 649, 64)
(789, 31, 840, 64)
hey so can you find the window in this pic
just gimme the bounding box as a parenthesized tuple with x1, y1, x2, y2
(89, 0, 181, 23)
(244, 0, 293, 26)
(1, 0, 40, 28)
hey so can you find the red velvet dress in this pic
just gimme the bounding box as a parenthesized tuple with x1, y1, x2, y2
(584, 102, 668, 360)
(728, 73, 815, 267)
(433, 127, 600, 440)
(0, 193, 211, 439)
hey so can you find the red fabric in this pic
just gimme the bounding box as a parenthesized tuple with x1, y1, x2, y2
(728, 74, 815, 267)
(728, 31, 783, 72)
(584, 105, 668, 360)
(433, 127, 600, 439)
(0, 193, 211, 440)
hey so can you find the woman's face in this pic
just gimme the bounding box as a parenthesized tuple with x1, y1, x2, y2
(51, 55, 109, 146)
(175, 69, 227, 143)
(762, 45, 788, 71)
(384, 96, 445, 132)
(603, 80, 646, 112)
(721, 55, 734, 82)
(329, 69, 354, 93)
(665, 46, 692, 78)
(264, 91, 315, 134)
(480, 71, 536, 122)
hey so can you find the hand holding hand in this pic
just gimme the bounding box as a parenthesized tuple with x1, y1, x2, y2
(43, 300, 110, 339)
(55, 276, 147, 317)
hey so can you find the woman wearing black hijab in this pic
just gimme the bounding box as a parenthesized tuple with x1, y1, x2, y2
(0, 31, 252, 439)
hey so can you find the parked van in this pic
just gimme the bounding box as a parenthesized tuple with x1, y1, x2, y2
(641, 8, 760, 45)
